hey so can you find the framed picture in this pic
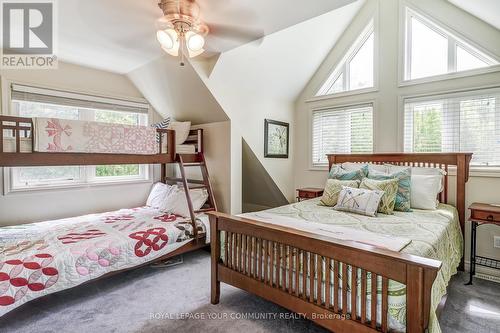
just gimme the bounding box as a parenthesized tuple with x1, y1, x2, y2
(264, 119, 289, 158)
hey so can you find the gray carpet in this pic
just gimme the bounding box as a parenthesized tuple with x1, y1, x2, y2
(0, 251, 499, 333)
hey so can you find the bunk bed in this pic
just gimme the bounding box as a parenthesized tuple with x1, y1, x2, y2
(0, 115, 217, 315)
(208, 153, 472, 333)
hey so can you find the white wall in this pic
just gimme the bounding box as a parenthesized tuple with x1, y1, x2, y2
(294, 0, 500, 277)
(0, 62, 158, 226)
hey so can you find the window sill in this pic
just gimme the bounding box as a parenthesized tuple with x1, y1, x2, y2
(4, 178, 153, 195)
(305, 87, 378, 103)
(399, 65, 500, 88)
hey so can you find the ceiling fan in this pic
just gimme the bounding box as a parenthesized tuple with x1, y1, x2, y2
(156, 0, 263, 66)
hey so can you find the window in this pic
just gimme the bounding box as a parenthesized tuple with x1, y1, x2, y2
(404, 7, 498, 81)
(316, 21, 375, 96)
(404, 88, 500, 166)
(8, 84, 150, 191)
(312, 104, 373, 167)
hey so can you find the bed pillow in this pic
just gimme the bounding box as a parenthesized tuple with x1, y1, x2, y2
(163, 186, 209, 217)
(386, 164, 447, 192)
(168, 121, 191, 145)
(341, 162, 388, 174)
(320, 179, 360, 207)
(360, 178, 398, 215)
(334, 186, 384, 217)
(410, 174, 442, 210)
(146, 182, 175, 209)
(369, 168, 412, 212)
(151, 118, 171, 142)
(328, 164, 367, 181)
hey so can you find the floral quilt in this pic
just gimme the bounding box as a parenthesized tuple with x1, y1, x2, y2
(0, 207, 207, 316)
(33, 117, 158, 154)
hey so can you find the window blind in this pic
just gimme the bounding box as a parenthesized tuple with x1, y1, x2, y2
(312, 104, 373, 166)
(11, 84, 149, 114)
(404, 88, 500, 166)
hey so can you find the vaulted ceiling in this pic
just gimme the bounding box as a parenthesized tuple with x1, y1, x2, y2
(57, 0, 358, 74)
(448, 0, 500, 30)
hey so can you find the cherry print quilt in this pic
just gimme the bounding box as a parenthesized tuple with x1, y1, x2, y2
(0, 206, 208, 316)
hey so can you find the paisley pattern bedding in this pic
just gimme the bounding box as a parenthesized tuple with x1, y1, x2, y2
(0, 207, 208, 316)
(237, 199, 463, 333)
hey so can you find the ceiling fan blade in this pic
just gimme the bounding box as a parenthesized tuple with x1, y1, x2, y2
(207, 23, 264, 43)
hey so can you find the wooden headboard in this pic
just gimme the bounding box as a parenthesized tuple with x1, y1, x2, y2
(328, 153, 472, 237)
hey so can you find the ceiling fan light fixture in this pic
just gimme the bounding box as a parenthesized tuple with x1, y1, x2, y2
(186, 31, 205, 52)
(157, 29, 177, 50)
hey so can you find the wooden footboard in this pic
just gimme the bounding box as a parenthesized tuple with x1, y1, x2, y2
(208, 212, 441, 333)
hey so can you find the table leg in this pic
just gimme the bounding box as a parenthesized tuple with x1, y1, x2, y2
(465, 221, 476, 285)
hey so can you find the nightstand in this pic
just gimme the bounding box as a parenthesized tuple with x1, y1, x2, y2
(296, 188, 324, 202)
(466, 203, 500, 285)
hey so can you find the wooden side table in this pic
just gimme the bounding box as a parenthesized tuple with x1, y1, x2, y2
(296, 188, 324, 202)
(466, 203, 500, 285)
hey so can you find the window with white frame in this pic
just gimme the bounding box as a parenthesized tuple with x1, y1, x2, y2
(404, 88, 500, 166)
(312, 104, 373, 167)
(8, 84, 150, 191)
(404, 7, 499, 81)
(316, 21, 375, 96)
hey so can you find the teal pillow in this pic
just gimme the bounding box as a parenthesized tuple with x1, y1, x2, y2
(328, 164, 368, 181)
(368, 168, 412, 212)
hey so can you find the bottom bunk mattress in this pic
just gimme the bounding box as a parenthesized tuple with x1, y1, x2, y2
(235, 198, 463, 333)
(0, 206, 208, 316)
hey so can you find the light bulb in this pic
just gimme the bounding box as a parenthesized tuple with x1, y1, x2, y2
(156, 29, 176, 50)
(186, 32, 205, 52)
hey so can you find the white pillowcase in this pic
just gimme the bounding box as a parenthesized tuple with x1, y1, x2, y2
(163, 186, 209, 218)
(385, 164, 447, 210)
(168, 121, 191, 145)
(334, 186, 385, 217)
(410, 175, 442, 210)
(146, 183, 174, 210)
(341, 162, 388, 174)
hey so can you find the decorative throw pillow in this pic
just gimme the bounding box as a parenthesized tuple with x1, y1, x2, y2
(334, 186, 384, 217)
(168, 121, 191, 145)
(360, 178, 398, 215)
(151, 118, 171, 143)
(320, 179, 360, 207)
(369, 168, 412, 212)
(328, 164, 367, 181)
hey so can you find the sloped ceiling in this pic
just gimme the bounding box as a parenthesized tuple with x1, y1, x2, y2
(55, 0, 359, 75)
(127, 56, 228, 124)
(448, 0, 500, 30)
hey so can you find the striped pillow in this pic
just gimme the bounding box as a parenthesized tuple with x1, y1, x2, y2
(151, 118, 171, 142)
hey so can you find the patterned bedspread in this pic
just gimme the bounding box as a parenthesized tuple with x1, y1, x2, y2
(257, 199, 463, 333)
(33, 117, 158, 154)
(0, 207, 208, 316)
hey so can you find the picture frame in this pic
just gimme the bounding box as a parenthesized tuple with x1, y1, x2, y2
(264, 119, 289, 158)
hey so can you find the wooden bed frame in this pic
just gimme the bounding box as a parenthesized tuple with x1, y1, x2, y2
(0, 115, 211, 258)
(208, 153, 472, 333)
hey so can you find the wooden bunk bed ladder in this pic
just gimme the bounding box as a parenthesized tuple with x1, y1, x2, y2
(171, 153, 218, 243)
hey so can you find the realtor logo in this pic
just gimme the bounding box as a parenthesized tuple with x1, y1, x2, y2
(1, 0, 57, 69)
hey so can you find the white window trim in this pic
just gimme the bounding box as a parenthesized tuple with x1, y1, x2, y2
(1, 79, 155, 194)
(397, 84, 500, 176)
(308, 99, 377, 171)
(312, 16, 379, 100)
(398, 3, 500, 87)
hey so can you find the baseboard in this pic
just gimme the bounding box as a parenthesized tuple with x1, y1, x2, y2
(464, 260, 500, 284)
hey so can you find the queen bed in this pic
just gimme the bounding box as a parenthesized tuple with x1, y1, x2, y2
(208, 153, 472, 333)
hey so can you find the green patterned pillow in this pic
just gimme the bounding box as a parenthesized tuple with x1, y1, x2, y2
(360, 178, 398, 215)
(328, 164, 368, 181)
(320, 179, 360, 207)
(369, 168, 412, 212)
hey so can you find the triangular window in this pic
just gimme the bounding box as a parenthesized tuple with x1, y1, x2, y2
(404, 7, 498, 81)
(316, 21, 374, 96)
